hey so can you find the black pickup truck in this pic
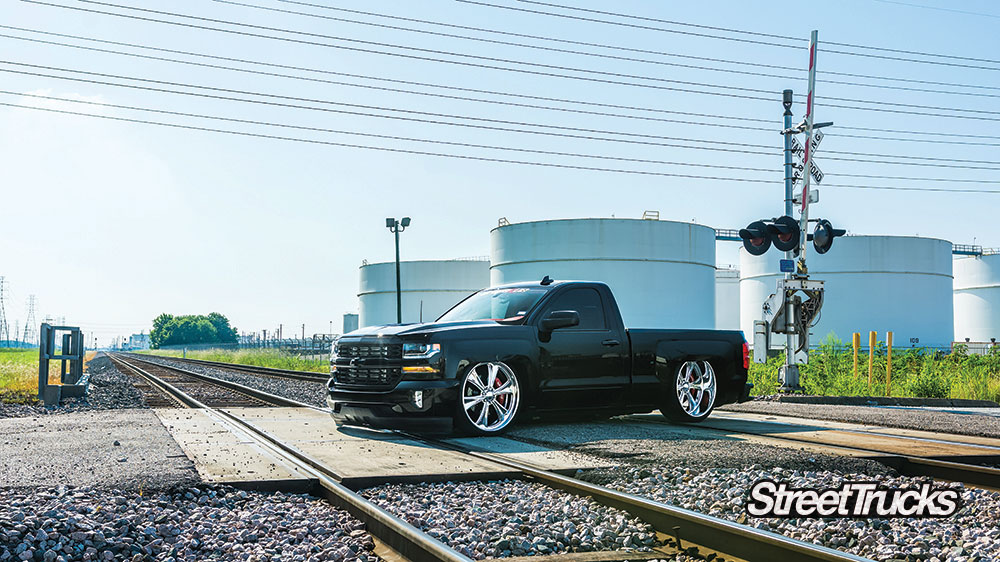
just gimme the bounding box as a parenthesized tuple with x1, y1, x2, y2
(328, 279, 751, 435)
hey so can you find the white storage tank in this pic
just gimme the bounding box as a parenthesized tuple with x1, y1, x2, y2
(490, 218, 716, 329)
(740, 236, 954, 348)
(954, 253, 1000, 343)
(715, 267, 740, 331)
(359, 259, 490, 327)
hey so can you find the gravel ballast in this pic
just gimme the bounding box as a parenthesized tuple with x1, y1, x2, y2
(721, 400, 1000, 439)
(509, 418, 894, 475)
(0, 485, 379, 562)
(590, 465, 999, 562)
(0, 355, 147, 419)
(132, 356, 327, 408)
(362, 479, 661, 560)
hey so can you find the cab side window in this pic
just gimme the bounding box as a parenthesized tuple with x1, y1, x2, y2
(542, 288, 607, 330)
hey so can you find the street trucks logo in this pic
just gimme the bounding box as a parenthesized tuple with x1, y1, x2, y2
(747, 480, 961, 518)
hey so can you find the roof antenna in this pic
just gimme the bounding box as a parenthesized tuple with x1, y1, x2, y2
(540, 275, 554, 286)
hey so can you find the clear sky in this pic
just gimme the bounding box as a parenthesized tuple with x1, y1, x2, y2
(1, 0, 998, 345)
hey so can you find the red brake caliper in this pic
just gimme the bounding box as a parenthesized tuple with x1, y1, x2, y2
(495, 375, 505, 407)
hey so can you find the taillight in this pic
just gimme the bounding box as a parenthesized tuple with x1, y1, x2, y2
(742, 341, 750, 370)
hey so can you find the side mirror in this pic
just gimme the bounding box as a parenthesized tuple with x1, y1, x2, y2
(540, 310, 580, 332)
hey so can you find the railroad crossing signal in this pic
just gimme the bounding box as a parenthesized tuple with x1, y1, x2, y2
(812, 219, 846, 254)
(739, 216, 801, 256)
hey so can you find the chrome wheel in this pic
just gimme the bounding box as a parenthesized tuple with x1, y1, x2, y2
(461, 362, 520, 432)
(676, 360, 716, 418)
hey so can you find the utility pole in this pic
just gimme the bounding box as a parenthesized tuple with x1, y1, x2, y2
(301, 323, 305, 341)
(22, 295, 37, 346)
(0, 276, 8, 345)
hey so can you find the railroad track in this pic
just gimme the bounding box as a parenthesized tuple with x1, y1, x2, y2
(622, 412, 1000, 491)
(122, 352, 328, 383)
(106, 353, 869, 562)
(109, 354, 307, 409)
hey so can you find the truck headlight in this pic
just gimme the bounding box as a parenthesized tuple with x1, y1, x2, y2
(402, 342, 440, 358)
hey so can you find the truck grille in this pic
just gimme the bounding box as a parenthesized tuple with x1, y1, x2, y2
(334, 341, 403, 388)
(337, 343, 402, 359)
(335, 367, 401, 387)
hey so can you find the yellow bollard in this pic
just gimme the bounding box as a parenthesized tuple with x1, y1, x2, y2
(852, 333, 860, 379)
(868, 331, 876, 391)
(885, 332, 893, 396)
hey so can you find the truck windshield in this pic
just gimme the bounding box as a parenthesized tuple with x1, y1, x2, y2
(437, 287, 548, 323)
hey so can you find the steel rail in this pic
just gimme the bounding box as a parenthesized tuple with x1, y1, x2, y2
(107, 354, 471, 562)
(124, 352, 328, 382)
(623, 415, 1000, 491)
(111, 354, 870, 560)
(118, 354, 323, 408)
(402, 433, 872, 562)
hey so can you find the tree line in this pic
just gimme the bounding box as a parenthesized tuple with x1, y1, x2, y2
(150, 312, 238, 349)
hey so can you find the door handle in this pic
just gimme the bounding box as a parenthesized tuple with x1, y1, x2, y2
(602, 339, 621, 347)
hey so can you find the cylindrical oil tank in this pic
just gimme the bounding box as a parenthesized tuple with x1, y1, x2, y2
(490, 218, 716, 328)
(954, 253, 1000, 343)
(359, 259, 490, 327)
(715, 267, 740, 331)
(740, 236, 953, 348)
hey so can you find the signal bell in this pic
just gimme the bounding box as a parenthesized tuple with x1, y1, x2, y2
(813, 219, 846, 254)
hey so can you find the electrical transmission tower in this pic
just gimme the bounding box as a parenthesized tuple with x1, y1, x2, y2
(22, 294, 37, 346)
(0, 277, 8, 345)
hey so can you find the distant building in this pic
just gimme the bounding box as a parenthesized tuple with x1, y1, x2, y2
(128, 332, 150, 350)
(342, 313, 359, 334)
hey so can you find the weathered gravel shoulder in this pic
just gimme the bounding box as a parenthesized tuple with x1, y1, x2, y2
(0, 355, 147, 419)
(589, 465, 1000, 562)
(132, 355, 327, 408)
(362, 479, 660, 560)
(0, 409, 197, 491)
(0, 485, 379, 562)
(720, 400, 1000, 439)
(509, 418, 894, 476)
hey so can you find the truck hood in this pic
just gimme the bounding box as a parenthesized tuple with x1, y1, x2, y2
(343, 320, 505, 338)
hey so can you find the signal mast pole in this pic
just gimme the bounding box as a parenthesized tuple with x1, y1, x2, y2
(781, 89, 796, 383)
(778, 30, 819, 391)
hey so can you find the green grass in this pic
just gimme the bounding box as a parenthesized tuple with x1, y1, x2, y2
(0, 348, 98, 404)
(749, 337, 1000, 402)
(142, 348, 328, 373)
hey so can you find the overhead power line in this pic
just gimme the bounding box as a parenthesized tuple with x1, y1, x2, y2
(23, 1, 1000, 119)
(7, 30, 1000, 148)
(215, 0, 1000, 100)
(0, 62, 784, 156)
(0, 28, 776, 132)
(5, 98, 999, 194)
(9, 60, 1000, 170)
(508, 0, 1000, 69)
(0, 89, 778, 172)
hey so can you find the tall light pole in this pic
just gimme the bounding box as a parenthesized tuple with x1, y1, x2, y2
(386, 217, 411, 324)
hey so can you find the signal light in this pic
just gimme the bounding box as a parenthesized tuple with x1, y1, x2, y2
(739, 220, 771, 256)
(813, 219, 846, 254)
(767, 215, 800, 252)
(740, 216, 800, 256)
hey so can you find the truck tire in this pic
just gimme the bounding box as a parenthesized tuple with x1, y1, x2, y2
(660, 360, 717, 423)
(454, 361, 522, 435)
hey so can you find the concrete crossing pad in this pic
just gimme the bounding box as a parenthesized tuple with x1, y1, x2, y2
(156, 407, 606, 489)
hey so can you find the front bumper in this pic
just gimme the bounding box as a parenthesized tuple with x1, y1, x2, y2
(328, 379, 460, 433)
